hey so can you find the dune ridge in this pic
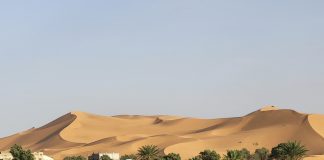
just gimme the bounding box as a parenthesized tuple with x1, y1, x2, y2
(1, 107, 324, 160)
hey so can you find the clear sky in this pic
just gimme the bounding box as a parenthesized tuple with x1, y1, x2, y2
(0, 1, 324, 137)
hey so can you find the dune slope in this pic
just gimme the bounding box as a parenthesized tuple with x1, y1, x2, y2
(1, 107, 324, 160)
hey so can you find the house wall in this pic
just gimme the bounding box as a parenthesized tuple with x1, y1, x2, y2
(0, 152, 13, 160)
(33, 152, 54, 160)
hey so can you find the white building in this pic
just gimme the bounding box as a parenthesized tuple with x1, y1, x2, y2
(33, 152, 54, 160)
(0, 152, 13, 160)
(89, 153, 120, 160)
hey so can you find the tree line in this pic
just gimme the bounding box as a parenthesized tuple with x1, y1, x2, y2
(7, 141, 308, 160)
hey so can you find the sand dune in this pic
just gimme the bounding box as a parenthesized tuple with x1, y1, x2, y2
(1, 106, 324, 159)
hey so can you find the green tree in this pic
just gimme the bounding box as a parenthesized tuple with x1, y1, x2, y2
(100, 155, 112, 160)
(137, 145, 161, 160)
(253, 148, 269, 160)
(10, 144, 35, 160)
(198, 150, 221, 160)
(120, 154, 137, 160)
(63, 156, 87, 160)
(161, 153, 181, 160)
(270, 141, 308, 160)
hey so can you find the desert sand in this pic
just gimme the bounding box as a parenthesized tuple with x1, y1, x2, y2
(1, 106, 324, 160)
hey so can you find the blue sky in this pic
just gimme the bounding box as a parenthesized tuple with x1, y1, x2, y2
(0, 1, 324, 137)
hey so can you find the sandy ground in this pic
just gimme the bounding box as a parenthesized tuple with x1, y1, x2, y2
(1, 106, 324, 160)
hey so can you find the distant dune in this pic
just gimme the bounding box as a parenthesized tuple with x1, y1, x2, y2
(1, 106, 324, 160)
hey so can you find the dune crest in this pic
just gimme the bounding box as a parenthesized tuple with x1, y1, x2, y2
(259, 105, 279, 111)
(1, 107, 324, 159)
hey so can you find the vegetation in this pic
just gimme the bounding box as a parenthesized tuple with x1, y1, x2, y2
(199, 150, 221, 160)
(63, 156, 87, 160)
(223, 150, 242, 160)
(189, 150, 220, 160)
(137, 145, 161, 160)
(253, 147, 269, 160)
(187, 141, 307, 160)
(161, 153, 181, 160)
(10, 144, 35, 160)
(100, 155, 113, 160)
(120, 154, 138, 160)
(8, 141, 308, 160)
(223, 148, 251, 160)
(188, 156, 202, 160)
(269, 143, 286, 160)
(239, 148, 251, 160)
(269, 141, 308, 160)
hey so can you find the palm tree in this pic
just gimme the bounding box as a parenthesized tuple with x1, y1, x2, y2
(137, 145, 160, 160)
(270, 141, 308, 160)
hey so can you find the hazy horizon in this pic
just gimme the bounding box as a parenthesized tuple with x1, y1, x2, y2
(1, 1, 324, 137)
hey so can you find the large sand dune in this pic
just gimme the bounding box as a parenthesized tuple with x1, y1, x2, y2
(1, 106, 324, 160)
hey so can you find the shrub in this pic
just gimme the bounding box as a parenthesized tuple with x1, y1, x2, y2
(239, 148, 251, 160)
(190, 150, 220, 160)
(120, 154, 137, 160)
(253, 147, 269, 160)
(100, 155, 112, 160)
(161, 153, 181, 160)
(10, 144, 35, 160)
(188, 156, 202, 160)
(63, 156, 87, 160)
(223, 148, 251, 160)
(223, 150, 242, 160)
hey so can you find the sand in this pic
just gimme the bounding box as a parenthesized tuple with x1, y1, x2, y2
(1, 106, 324, 160)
